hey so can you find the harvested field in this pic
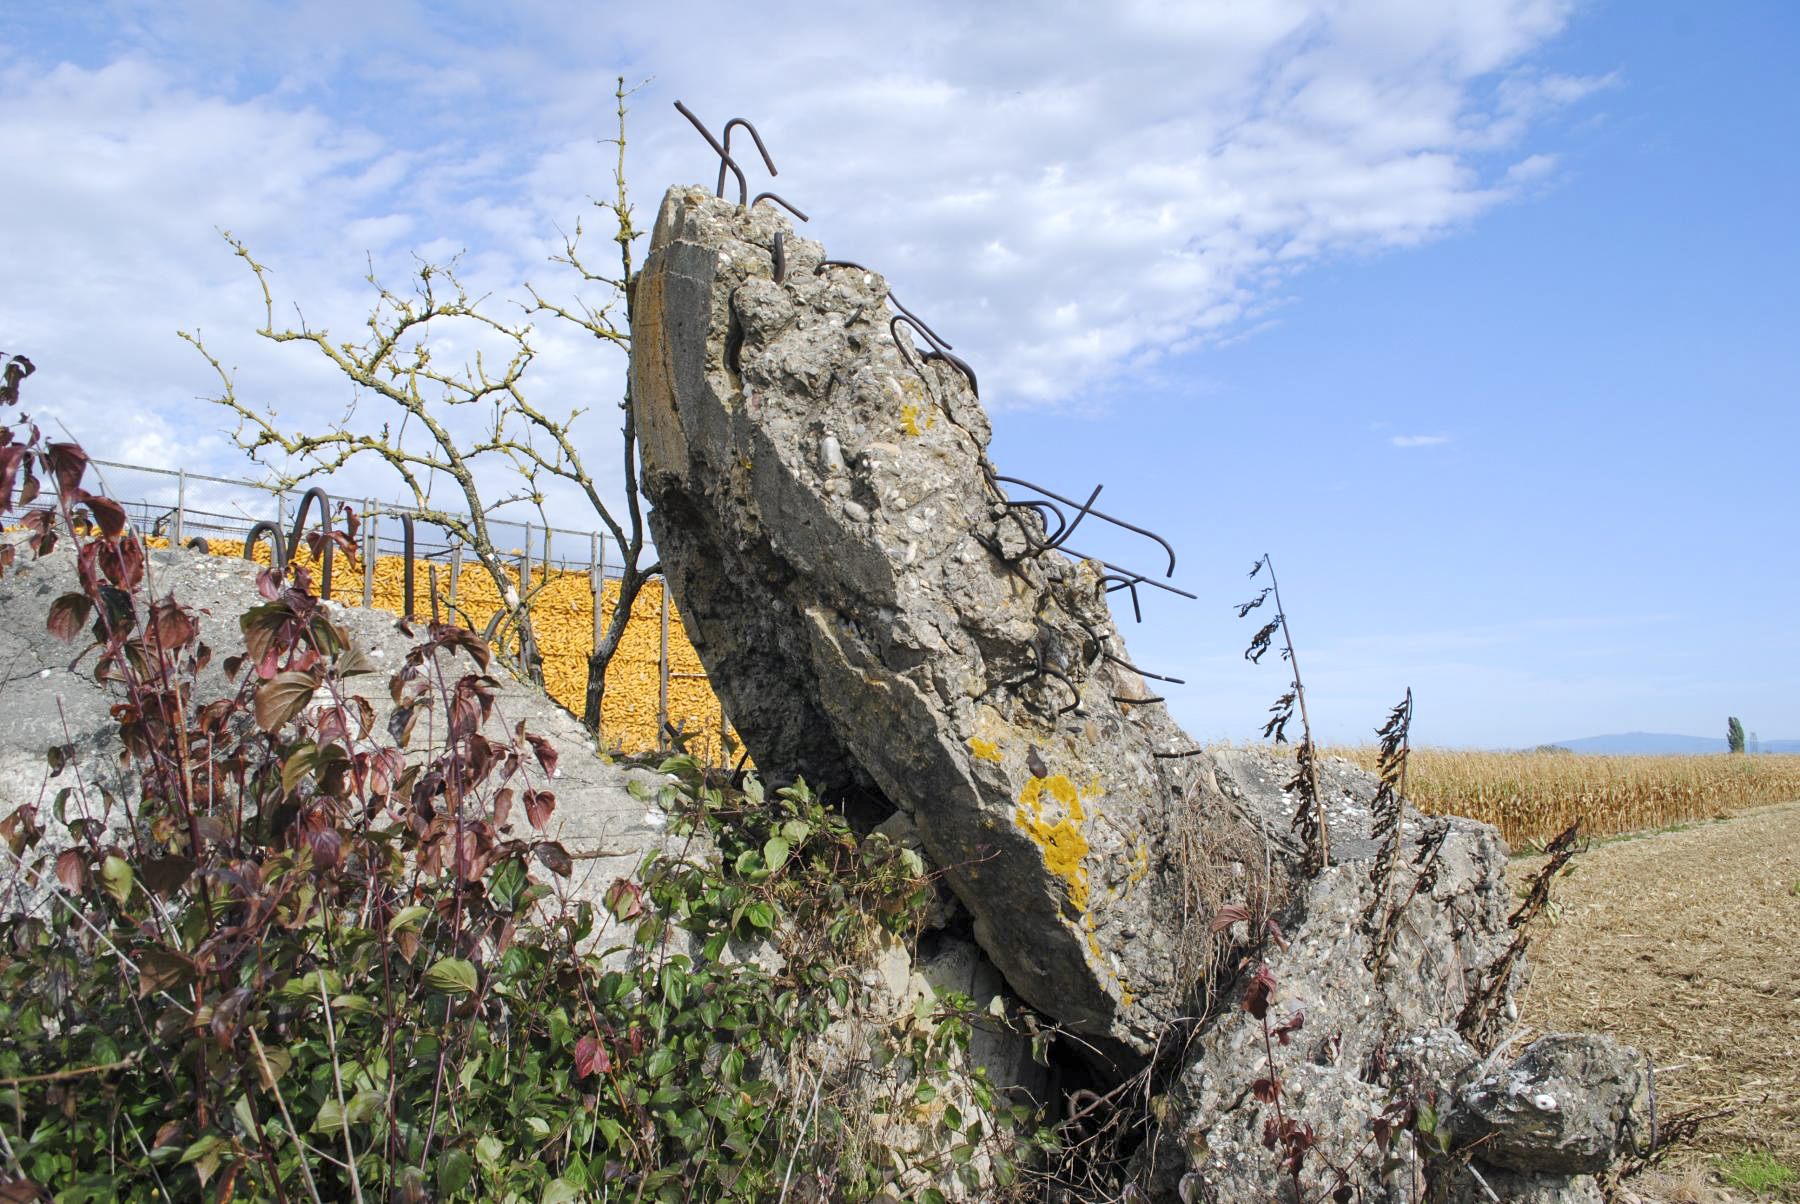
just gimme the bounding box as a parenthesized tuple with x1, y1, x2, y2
(1509, 801, 1800, 1193)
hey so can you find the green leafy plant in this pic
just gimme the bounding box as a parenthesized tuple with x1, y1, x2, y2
(0, 355, 1037, 1202)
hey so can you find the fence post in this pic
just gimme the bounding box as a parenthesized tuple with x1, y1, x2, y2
(590, 533, 603, 652)
(173, 470, 186, 545)
(363, 503, 376, 608)
(275, 492, 287, 566)
(519, 521, 532, 672)
(658, 581, 671, 750)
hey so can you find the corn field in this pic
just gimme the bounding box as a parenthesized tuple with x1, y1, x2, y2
(1328, 746, 1800, 849)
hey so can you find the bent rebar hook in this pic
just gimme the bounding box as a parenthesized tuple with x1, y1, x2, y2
(717, 118, 778, 202)
(287, 487, 337, 598)
(674, 101, 751, 206)
(1007, 643, 1084, 719)
(244, 520, 285, 566)
(813, 261, 980, 398)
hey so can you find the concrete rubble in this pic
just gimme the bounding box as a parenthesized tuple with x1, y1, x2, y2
(630, 184, 1651, 1201)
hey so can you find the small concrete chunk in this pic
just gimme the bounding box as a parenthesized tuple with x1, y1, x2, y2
(1454, 1033, 1651, 1176)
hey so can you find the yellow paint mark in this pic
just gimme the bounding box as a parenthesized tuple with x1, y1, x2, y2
(968, 737, 1003, 763)
(1013, 773, 1091, 912)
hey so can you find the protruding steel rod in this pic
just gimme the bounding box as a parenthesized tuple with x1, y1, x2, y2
(395, 511, 416, 619)
(1007, 644, 1084, 718)
(287, 486, 336, 597)
(989, 474, 1177, 577)
(1104, 650, 1185, 685)
(751, 192, 808, 222)
(717, 117, 778, 201)
(243, 520, 285, 565)
(674, 100, 749, 206)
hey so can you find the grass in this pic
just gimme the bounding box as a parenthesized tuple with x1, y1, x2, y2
(1718, 1149, 1797, 1197)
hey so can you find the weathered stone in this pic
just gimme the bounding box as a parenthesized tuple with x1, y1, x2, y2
(632, 185, 1264, 1056)
(1453, 1033, 1651, 1176)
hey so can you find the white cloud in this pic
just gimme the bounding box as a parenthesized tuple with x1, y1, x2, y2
(1, 0, 1600, 531)
(1390, 434, 1452, 447)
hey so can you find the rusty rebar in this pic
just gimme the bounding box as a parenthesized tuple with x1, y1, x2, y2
(674, 101, 750, 206)
(717, 117, 778, 201)
(751, 192, 809, 222)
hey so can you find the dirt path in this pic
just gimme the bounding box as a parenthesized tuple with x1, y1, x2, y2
(1508, 801, 1800, 1182)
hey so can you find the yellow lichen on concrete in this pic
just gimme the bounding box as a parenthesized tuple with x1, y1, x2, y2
(899, 402, 935, 437)
(968, 737, 1002, 763)
(1013, 773, 1091, 912)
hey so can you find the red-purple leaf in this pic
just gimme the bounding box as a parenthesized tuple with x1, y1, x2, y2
(524, 788, 556, 831)
(45, 442, 87, 502)
(148, 596, 197, 652)
(54, 848, 87, 893)
(573, 1033, 611, 1079)
(603, 877, 644, 921)
(253, 669, 319, 731)
(46, 592, 91, 642)
(80, 492, 127, 538)
(137, 948, 195, 998)
(1243, 964, 1276, 1021)
(1209, 904, 1252, 934)
(533, 841, 572, 879)
(523, 731, 558, 778)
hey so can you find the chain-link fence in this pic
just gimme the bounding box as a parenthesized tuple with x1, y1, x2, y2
(87, 459, 731, 759)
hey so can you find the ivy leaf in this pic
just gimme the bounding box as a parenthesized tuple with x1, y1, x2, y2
(389, 904, 432, 934)
(762, 836, 790, 873)
(53, 848, 87, 894)
(423, 957, 478, 997)
(533, 841, 573, 879)
(46, 592, 91, 642)
(644, 1048, 676, 1080)
(573, 1033, 611, 1079)
(603, 878, 644, 921)
(100, 854, 133, 905)
(254, 669, 319, 732)
(541, 1180, 582, 1204)
(437, 1148, 473, 1197)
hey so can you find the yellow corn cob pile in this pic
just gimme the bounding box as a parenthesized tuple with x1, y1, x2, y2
(152, 537, 733, 758)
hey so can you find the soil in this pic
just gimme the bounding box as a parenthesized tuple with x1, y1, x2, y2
(1508, 800, 1800, 1198)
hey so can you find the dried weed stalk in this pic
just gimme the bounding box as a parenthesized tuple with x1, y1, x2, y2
(1239, 554, 1328, 875)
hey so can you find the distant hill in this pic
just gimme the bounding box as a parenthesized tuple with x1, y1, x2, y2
(1547, 732, 1800, 755)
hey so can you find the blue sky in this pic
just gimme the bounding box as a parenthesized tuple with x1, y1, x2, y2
(3, 1, 1794, 747)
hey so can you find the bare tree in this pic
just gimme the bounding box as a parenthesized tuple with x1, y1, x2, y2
(184, 79, 657, 731)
